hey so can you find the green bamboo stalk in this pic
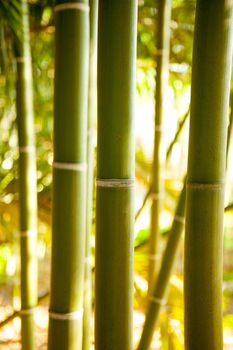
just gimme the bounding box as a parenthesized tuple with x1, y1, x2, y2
(82, 0, 98, 349)
(95, 1, 137, 349)
(149, 0, 171, 289)
(48, 1, 89, 349)
(137, 90, 233, 348)
(226, 92, 233, 157)
(184, 1, 233, 349)
(137, 182, 186, 350)
(14, 1, 37, 349)
(135, 107, 189, 224)
(166, 108, 189, 161)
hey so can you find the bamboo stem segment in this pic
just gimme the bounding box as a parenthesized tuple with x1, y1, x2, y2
(48, 1, 89, 349)
(95, 1, 137, 349)
(184, 1, 233, 349)
(15, 1, 38, 349)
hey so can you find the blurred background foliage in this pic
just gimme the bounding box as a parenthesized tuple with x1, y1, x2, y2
(0, 0, 233, 349)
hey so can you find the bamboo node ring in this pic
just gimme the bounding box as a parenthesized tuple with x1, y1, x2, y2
(174, 215, 185, 224)
(19, 145, 35, 154)
(150, 192, 163, 200)
(49, 309, 84, 321)
(187, 182, 224, 190)
(54, 2, 90, 13)
(96, 178, 134, 188)
(149, 254, 160, 261)
(53, 161, 87, 172)
(155, 125, 163, 132)
(84, 256, 92, 265)
(150, 296, 166, 306)
(155, 49, 168, 56)
(20, 308, 35, 315)
(20, 229, 37, 238)
(16, 56, 30, 63)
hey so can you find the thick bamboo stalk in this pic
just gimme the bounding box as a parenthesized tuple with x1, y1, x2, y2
(149, 0, 171, 289)
(15, 1, 38, 349)
(48, 1, 89, 349)
(95, 1, 137, 350)
(137, 183, 186, 350)
(184, 1, 233, 349)
(83, 0, 98, 349)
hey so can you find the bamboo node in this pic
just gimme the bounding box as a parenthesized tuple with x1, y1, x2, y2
(19, 145, 35, 154)
(150, 192, 163, 200)
(49, 309, 83, 321)
(150, 296, 166, 306)
(174, 215, 185, 224)
(20, 229, 37, 238)
(53, 161, 87, 172)
(155, 49, 169, 56)
(149, 254, 160, 261)
(20, 308, 35, 316)
(187, 182, 224, 190)
(96, 178, 134, 188)
(84, 256, 92, 265)
(54, 2, 89, 13)
(155, 124, 163, 133)
(16, 56, 31, 63)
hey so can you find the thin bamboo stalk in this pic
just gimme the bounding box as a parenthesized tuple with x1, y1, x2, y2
(184, 1, 233, 349)
(15, 1, 37, 349)
(149, 0, 171, 289)
(95, 1, 137, 349)
(135, 107, 189, 224)
(226, 92, 233, 157)
(83, 0, 98, 349)
(137, 182, 186, 350)
(166, 108, 189, 161)
(48, 1, 89, 349)
(0, 290, 49, 329)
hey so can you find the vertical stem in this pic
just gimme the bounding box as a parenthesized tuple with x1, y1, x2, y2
(83, 0, 98, 349)
(149, 0, 171, 289)
(184, 1, 233, 349)
(226, 91, 233, 157)
(15, 1, 37, 349)
(138, 182, 186, 350)
(95, 1, 137, 350)
(48, 1, 89, 349)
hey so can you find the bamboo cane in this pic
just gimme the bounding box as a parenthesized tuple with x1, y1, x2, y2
(149, 0, 171, 290)
(48, 1, 89, 349)
(184, 1, 233, 348)
(15, 1, 38, 349)
(95, 1, 137, 349)
(137, 182, 186, 350)
(83, 0, 98, 349)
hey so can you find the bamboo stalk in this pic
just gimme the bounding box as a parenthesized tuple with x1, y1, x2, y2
(184, 1, 233, 349)
(48, 1, 89, 349)
(14, 1, 38, 349)
(135, 107, 189, 224)
(137, 182, 186, 350)
(166, 108, 189, 161)
(83, 0, 98, 349)
(149, 0, 171, 289)
(95, 1, 137, 349)
(226, 92, 233, 157)
(0, 290, 49, 329)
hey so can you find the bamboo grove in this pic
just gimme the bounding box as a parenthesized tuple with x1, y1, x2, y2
(0, 0, 233, 349)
